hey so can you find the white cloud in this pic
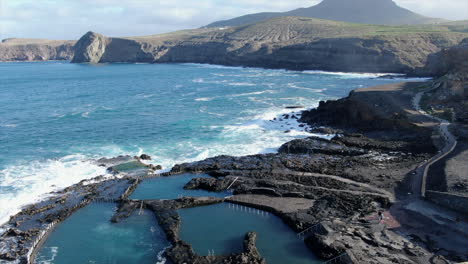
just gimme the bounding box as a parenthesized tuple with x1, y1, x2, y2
(0, 0, 466, 40)
(397, 0, 468, 20)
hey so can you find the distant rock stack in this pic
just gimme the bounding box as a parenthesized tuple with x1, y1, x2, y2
(71, 31, 108, 63)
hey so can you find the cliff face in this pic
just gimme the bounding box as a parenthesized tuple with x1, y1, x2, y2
(0, 39, 75, 61)
(424, 39, 468, 106)
(71, 32, 109, 63)
(70, 18, 467, 75)
(71, 32, 155, 63)
(427, 38, 468, 76)
(206, 0, 446, 28)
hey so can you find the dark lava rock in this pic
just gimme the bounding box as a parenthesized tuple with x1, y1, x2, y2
(149, 164, 162, 170)
(184, 177, 229, 192)
(278, 136, 366, 156)
(139, 154, 152, 160)
(309, 127, 342, 134)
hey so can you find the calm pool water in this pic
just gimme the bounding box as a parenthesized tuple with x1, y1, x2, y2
(35, 203, 169, 264)
(179, 203, 320, 264)
(130, 174, 231, 200)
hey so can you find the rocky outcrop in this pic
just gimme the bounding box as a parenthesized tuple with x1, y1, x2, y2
(424, 38, 468, 103)
(299, 82, 437, 137)
(278, 136, 366, 156)
(0, 38, 74, 61)
(306, 220, 451, 264)
(71, 32, 108, 63)
(426, 37, 468, 76)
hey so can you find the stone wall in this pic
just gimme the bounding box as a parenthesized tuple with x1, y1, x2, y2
(425, 190, 468, 216)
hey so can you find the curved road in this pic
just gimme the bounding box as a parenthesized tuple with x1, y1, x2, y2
(410, 89, 458, 197)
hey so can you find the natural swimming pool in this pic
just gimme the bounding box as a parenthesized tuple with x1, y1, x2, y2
(35, 203, 169, 264)
(130, 174, 231, 200)
(178, 203, 321, 264)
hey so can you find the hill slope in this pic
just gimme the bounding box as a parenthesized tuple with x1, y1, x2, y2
(206, 0, 446, 28)
(71, 17, 468, 75)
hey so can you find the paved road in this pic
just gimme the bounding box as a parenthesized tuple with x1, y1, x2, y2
(410, 89, 458, 197)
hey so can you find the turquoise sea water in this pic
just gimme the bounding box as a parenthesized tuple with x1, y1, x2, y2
(35, 203, 169, 264)
(130, 173, 231, 200)
(0, 61, 413, 225)
(179, 203, 320, 264)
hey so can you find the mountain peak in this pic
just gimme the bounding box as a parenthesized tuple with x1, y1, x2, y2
(206, 0, 446, 28)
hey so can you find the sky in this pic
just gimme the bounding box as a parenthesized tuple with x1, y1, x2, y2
(0, 0, 467, 40)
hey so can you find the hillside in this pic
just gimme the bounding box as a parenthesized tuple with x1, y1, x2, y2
(206, 0, 447, 28)
(2, 17, 467, 76)
(70, 17, 468, 75)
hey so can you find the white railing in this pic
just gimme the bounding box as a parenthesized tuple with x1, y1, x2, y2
(226, 177, 239, 190)
(26, 198, 91, 263)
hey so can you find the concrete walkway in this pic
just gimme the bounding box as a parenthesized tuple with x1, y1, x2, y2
(411, 88, 458, 197)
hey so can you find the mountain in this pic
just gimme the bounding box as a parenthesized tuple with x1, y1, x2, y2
(70, 17, 468, 75)
(205, 0, 447, 28)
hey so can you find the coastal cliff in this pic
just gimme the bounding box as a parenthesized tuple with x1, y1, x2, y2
(2, 18, 467, 76)
(69, 17, 468, 75)
(0, 38, 75, 61)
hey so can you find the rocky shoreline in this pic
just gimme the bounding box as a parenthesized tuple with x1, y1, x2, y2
(2, 75, 467, 263)
(2, 38, 468, 263)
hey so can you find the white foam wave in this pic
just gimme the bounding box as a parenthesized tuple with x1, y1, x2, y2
(199, 107, 226, 117)
(0, 123, 17, 128)
(195, 97, 215, 102)
(136, 93, 157, 99)
(230, 90, 276, 97)
(302, 70, 404, 79)
(0, 154, 109, 226)
(183, 63, 245, 70)
(228, 82, 256, 86)
(35, 247, 58, 264)
(155, 246, 170, 264)
(287, 83, 327, 92)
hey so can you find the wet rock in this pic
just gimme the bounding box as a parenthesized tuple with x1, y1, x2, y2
(0, 251, 18, 261)
(149, 164, 162, 171)
(184, 177, 229, 192)
(111, 201, 139, 223)
(285, 106, 305, 109)
(139, 154, 152, 160)
(278, 136, 366, 156)
(309, 127, 342, 134)
(96, 155, 134, 167)
(3, 229, 22, 237)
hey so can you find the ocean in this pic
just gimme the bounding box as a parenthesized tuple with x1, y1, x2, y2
(0, 61, 413, 226)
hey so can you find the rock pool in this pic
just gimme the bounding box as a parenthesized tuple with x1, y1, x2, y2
(130, 174, 230, 200)
(35, 203, 169, 264)
(179, 203, 320, 264)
